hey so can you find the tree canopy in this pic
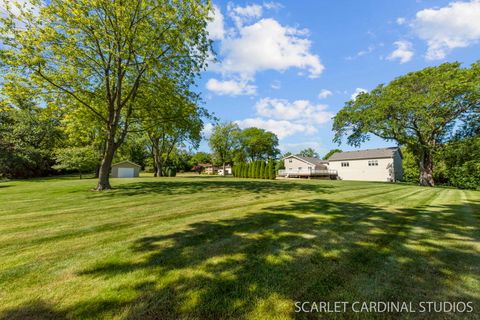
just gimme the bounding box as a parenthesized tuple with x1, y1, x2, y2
(0, 0, 212, 189)
(238, 127, 280, 161)
(208, 122, 241, 172)
(297, 147, 319, 158)
(333, 62, 480, 186)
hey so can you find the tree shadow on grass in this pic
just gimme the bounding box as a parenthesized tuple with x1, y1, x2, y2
(0, 300, 67, 320)
(89, 179, 334, 198)
(2, 199, 479, 319)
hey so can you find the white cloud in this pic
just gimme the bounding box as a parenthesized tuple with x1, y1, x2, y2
(201, 123, 214, 138)
(350, 88, 368, 100)
(387, 40, 414, 63)
(217, 18, 324, 79)
(271, 80, 281, 90)
(206, 5, 323, 95)
(412, 0, 480, 60)
(396, 17, 406, 25)
(279, 141, 325, 155)
(234, 97, 334, 139)
(255, 98, 333, 125)
(207, 5, 225, 40)
(235, 118, 317, 139)
(263, 2, 283, 10)
(346, 44, 378, 60)
(318, 89, 332, 99)
(228, 4, 262, 28)
(206, 78, 256, 96)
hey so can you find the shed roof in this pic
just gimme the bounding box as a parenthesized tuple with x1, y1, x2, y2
(328, 147, 401, 161)
(111, 160, 141, 168)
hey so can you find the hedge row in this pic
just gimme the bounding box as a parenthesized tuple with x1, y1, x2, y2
(232, 160, 276, 179)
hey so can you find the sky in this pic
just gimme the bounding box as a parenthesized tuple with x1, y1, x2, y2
(198, 0, 480, 156)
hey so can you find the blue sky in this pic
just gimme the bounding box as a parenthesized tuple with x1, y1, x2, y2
(198, 0, 480, 156)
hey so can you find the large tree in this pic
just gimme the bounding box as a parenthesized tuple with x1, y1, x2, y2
(140, 78, 207, 177)
(297, 147, 319, 158)
(209, 122, 241, 174)
(333, 62, 480, 186)
(239, 127, 280, 161)
(0, 85, 62, 178)
(0, 0, 211, 190)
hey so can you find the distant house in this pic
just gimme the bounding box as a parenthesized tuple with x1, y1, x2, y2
(111, 160, 141, 178)
(198, 163, 232, 175)
(217, 165, 232, 176)
(328, 147, 403, 182)
(278, 155, 337, 178)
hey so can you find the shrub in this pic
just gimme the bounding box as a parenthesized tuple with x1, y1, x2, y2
(260, 161, 266, 179)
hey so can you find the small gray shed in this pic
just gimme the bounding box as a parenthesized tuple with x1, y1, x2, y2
(111, 160, 141, 178)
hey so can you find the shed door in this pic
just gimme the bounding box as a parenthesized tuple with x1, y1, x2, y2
(118, 167, 135, 178)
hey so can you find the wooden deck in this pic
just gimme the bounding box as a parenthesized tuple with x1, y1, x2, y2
(277, 169, 338, 179)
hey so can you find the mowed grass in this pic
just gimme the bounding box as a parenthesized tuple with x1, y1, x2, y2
(0, 175, 479, 320)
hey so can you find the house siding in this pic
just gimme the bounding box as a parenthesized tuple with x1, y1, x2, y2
(284, 157, 323, 172)
(329, 157, 397, 182)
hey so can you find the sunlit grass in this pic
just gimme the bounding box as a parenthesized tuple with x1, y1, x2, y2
(0, 175, 479, 319)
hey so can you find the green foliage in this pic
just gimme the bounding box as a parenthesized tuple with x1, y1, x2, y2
(401, 136, 480, 190)
(333, 62, 480, 186)
(0, 96, 62, 178)
(238, 127, 280, 161)
(401, 148, 419, 183)
(1, 0, 212, 189)
(437, 136, 480, 190)
(53, 147, 98, 179)
(276, 159, 285, 172)
(322, 149, 342, 160)
(233, 161, 274, 180)
(209, 122, 241, 170)
(260, 161, 266, 179)
(190, 152, 212, 166)
(269, 160, 276, 180)
(297, 148, 319, 158)
(141, 77, 209, 177)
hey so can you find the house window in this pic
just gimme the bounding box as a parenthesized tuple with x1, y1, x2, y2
(298, 167, 302, 170)
(341, 162, 349, 167)
(368, 160, 378, 166)
(289, 159, 292, 163)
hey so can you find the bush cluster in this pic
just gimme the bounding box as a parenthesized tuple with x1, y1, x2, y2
(232, 160, 276, 180)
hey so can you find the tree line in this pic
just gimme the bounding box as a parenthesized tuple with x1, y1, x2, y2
(208, 122, 280, 175)
(333, 62, 479, 189)
(0, 0, 213, 190)
(232, 160, 276, 180)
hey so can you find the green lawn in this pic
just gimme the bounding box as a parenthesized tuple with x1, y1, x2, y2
(0, 175, 479, 319)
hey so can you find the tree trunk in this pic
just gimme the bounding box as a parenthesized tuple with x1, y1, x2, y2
(96, 138, 116, 190)
(153, 149, 163, 177)
(79, 170, 82, 180)
(223, 162, 226, 176)
(418, 150, 434, 187)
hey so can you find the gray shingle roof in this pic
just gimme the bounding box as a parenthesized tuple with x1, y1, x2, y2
(328, 147, 400, 161)
(284, 155, 329, 166)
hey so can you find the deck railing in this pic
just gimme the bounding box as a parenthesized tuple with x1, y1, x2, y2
(278, 169, 337, 176)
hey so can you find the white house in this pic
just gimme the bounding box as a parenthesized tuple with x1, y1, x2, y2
(217, 165, 232, 176)
(328, 147, 403, 182)
(278, 155, 337, 178)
